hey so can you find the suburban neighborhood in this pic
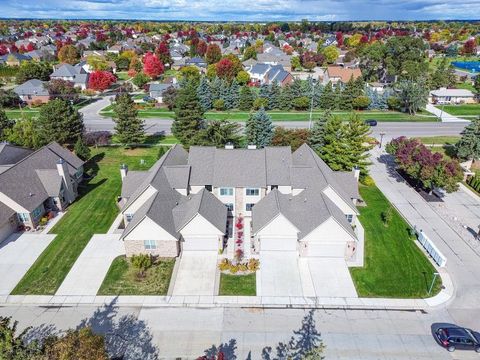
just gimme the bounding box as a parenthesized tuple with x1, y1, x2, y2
(0, 14, 479, 360)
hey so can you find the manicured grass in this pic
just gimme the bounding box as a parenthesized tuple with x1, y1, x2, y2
(434, 104, 480, 116)
(116, 71, 131, 81)
(98, 256, 175, 295)
(219, 273, 256, 296)
(99, 106, 437, 122)
(12, 146, 158, 295)
(350, 184, 442, 298)
(415, 136, 460, 145)
(5, 109, 39, 119)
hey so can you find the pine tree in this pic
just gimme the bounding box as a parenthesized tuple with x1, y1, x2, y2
(308, 109, 331, 152)
(290, 78, 303, 98)
(0, 108, 14, 140)
(218, 78, 230, 106)
(113, 93, 145, 145)
(333, 85, 343, 110)
(239, 86, 255, 111)
(455, 117, 480, 161)
(228, 79, 240, 109)
(172, 82, 205, 146)
(259, 84, 270, 99)
(341, 77, 356, 110)
(74, 137, 91, 161)
(319, 82, 335, 110)
(37, 99, 85, 146)
(245, 107, 274, 148)
(197, 77, 212, 111)
(319, 115, 348, 171)
(268, 81, 281, 110)
(210, 76, 222, 101)
(344, 113, 374, 177)
(278, 84, 294, 110)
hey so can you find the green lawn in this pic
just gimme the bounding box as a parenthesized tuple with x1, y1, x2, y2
(99, 107, 437, 122)
(434, 104, 480, 116)
(116, 71, 131, 81)
(12, 147, 158, 295)
(415, 136, 460, 145)
(5, 109, 39, 119)
(350, 184, 442, 298)
(98, 256, 175, 295)
(219, 273, 256, 296)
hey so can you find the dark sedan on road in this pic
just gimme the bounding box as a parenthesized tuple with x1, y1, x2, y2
(432, 323, 480, 353)
(364, 119, 378, 126)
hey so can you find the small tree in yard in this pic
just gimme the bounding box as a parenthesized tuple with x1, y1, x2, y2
(74, 137, 91, 161)
(113, 93, 145, 145)
(381, 207, 393, 226)
(131, 254, 153, 277)
(455, 117, 480, 162)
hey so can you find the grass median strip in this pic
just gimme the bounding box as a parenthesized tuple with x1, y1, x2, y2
(12, 147, 158, 295)
(219, 273, 256, 296)
(350, 184, 442, 298)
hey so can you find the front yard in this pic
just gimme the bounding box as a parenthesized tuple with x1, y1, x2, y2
(98, 256, 175, 295)
(434, 104, 480, 117)
(219, 273, 256, 296)
(350, 184, 442, 298)
(12, 147, 158, 295)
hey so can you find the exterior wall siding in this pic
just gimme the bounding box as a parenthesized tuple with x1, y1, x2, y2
(124, 239, 179, 257)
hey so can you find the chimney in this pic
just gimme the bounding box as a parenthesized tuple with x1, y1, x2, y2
(247, 144, 257, 150)
(57, 158, 75, 204)
(120, 164, 128, 181)
(225, 143, 234, 150)
(352, 166, 360, 182)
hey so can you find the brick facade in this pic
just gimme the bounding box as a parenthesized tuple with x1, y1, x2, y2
(124, 239, 179, 257)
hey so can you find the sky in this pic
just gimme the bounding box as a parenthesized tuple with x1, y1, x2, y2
(0, 0, 479, 21)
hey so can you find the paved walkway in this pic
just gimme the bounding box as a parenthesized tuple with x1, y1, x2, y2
(0, 233, 55, 295)
(56, 234, 124, 296)
(425, 103, 469, 123)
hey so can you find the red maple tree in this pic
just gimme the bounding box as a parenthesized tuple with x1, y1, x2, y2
(142, 52, 164, 79)
(88, 70, 116, 91)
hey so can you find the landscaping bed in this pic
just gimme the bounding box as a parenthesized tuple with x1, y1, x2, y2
(98, 255, 175, 295)
(350, 184, 442, 298)
(12, 146, 158, 295)
(219, 273, 256, 296)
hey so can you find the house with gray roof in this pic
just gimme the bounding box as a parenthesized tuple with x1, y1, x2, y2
(118, 143, 360, 262)
(50, 64, 89, 90)
(148, 82, 179, 103)
(246, 63, 293, 87)
(13, 79, 50, 105)
(0, 142, 84, 243)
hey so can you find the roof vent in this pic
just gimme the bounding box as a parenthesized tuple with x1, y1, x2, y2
(225, 143, 234, 150)
(29, 192, 33, 197)
(304, 198, 307, 202)
(247, 144, 257, 150)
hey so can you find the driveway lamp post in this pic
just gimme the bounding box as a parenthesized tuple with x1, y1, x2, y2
(379, 132, 386, 148)
(428, 272, 439, 296)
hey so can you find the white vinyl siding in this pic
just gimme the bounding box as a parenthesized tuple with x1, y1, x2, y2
(246, 188, 259, 196)
(220, 188, 233, 196)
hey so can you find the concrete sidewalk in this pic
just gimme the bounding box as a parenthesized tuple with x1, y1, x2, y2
(425, 104, 469, 123)
(56, 234, 124, 296)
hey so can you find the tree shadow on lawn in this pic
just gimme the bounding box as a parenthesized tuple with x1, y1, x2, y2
(25, 298, 158, 360)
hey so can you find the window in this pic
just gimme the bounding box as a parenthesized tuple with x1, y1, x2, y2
(225, 203, 234, 211)
(246, 203, 255, 211)
(246, 188, 259, 196)
(32, 207, 42, 219)
(346, 214, 353, 223)
(205, 185, 212, 192)
(125, 213, 133, 222)
(144, 240, 157, 250)
(220, 188, 233, 196)
(17, 213, 29, 222)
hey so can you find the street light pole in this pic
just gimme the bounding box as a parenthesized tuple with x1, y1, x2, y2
(428, 272, 439, 296)
(379, 132, 386, 148)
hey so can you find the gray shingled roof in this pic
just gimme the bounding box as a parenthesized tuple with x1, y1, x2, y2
(121, 170, 147, 199)
(35, 170, 62, 197)
(0, 202, 15, 226)
(0, 143, 33, 166)
(0, 142, 84, 212)
(163, 165, 191, 190)
(51, 64, 81, 77)
(14, 79, 49, 96)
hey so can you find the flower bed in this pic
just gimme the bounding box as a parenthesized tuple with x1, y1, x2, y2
(218, 258, 259, 274)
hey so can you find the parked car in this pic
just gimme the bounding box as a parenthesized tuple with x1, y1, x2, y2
(364, 119, 377, 126)
(433, 324, 480, 352)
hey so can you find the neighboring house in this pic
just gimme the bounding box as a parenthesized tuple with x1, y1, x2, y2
(118, 144, 360, 261)
(0, 143, 33, 175)
(0, 53, 31, 66)
(0, 142, 84, 243)
(185, 56, 207, 69)
(246, 63, 293, 87)
(13, 79, 50, 105)
(322, 66, 362, 86)
(148, 82, 179, 103)
(429, 88, 476, 104)
(50, 64, 89, 90)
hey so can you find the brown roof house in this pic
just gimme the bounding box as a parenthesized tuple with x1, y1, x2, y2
(322, 66, 362, 86)
(0, 142, 84, 243)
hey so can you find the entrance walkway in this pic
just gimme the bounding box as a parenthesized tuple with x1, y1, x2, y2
(425, 103, 469, 123)
(171, 252, 218, 296)
(56, 234, 124, 296)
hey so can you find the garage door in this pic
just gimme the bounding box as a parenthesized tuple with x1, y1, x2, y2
(0, 222, 14, 244)
(261, 236, 297, 251)
(183, 236, 218, 251)
(308, 243, 345, 257)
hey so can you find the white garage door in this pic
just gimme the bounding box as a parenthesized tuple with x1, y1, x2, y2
(183, 236, 218, 251)
(261, 236, 297, 251)
(308, 243, 345, 257)
(0, 222, 14, 244)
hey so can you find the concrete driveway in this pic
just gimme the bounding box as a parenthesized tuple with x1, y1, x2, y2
(259, 252, 303, 297)
(0, 233, 55, 295)
(56, 234, 124, 296)
(304, 258, 357, 298)
(171, 252, 218, 296)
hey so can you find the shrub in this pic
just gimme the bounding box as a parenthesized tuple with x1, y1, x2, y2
(381, 207, 393, 226)
(292, 96, 310, 110)
(218, 258, 231, 271)
(39, 217, 48, 226)
(247, 258, 260, 271)
(352, 96, 371, 110)
(253, 97, 268, 110)
(361, 175, 375, 186)
(84, 131, 112, 146)
(387, 96, 401, 111)
(213, 99, 225, 111)
(130, 254, 153, 277)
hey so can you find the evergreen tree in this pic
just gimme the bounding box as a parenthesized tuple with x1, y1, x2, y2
(112, 93, 145, 145)
(192, 120, 241, 147)
(218, 78, 230, 106)
(290, 78, 303, 98)
(366, 87, 380, 110)
(239, 86, 255, 111)
(278, 84, 295, 110)
(172, 82, 205, 146)
(379, 89, 390, 110)
(259, 84, 270, 99)
(268, 81, 281, 110)
(319, 115, 347, 171)
(228, 79, 240, 109)
(344, 113, 374, 177)
(37, 99, 84, 146)
(308, 109, 331, 152)
(197, 77, 212, 111)
(245, 107, 274, 148)
(341, 77, 357, 110)
(74, 137, 91, 161)
(0, 108, 14, 141)
(333, 85, 343, 110)
(210, 76, 222, 101)
(312, 81, 323, 108)
(319, 82, 335, 110)
(455, 117, 480, 161)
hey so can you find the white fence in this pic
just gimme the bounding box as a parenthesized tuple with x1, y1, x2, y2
(417, 229, 447, 267)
